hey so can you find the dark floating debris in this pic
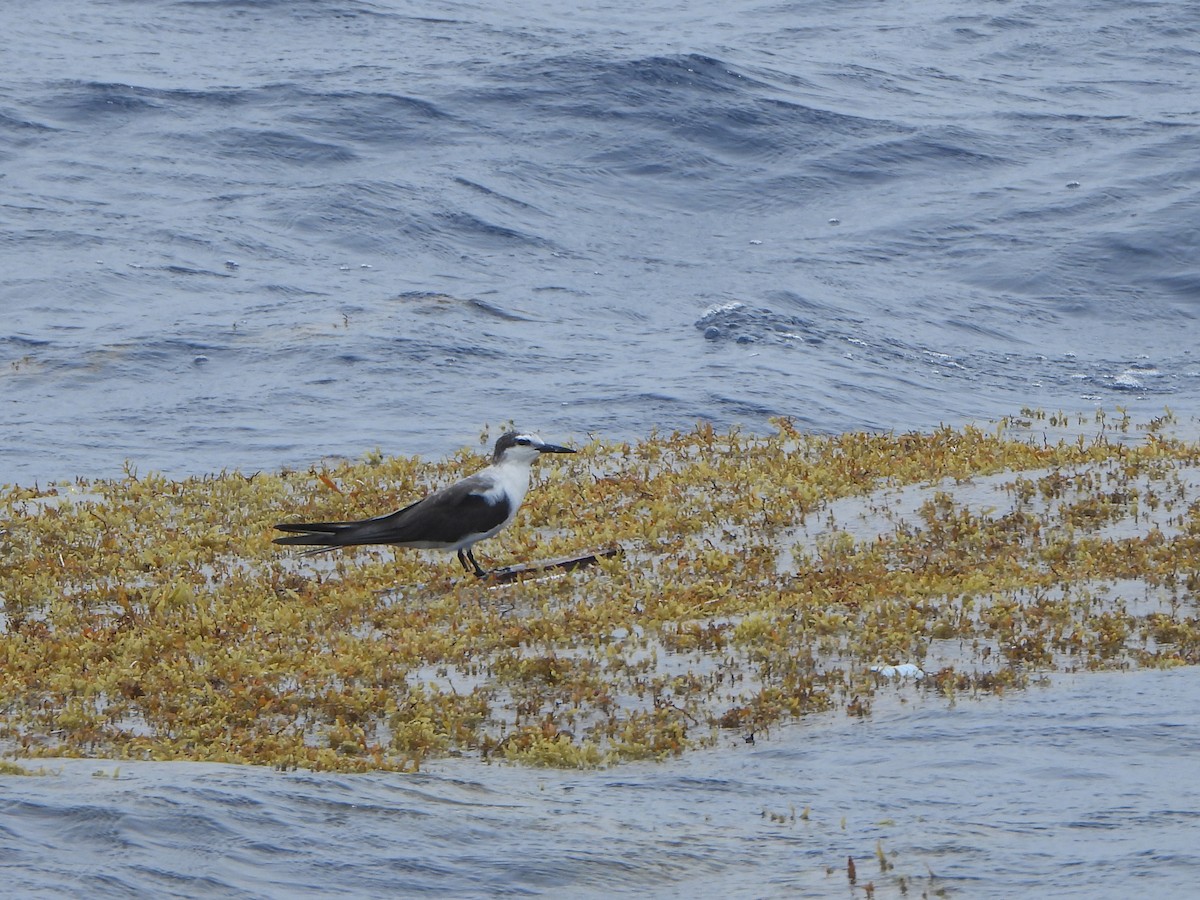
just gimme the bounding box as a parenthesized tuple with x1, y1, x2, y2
(487, 545, 623, 583)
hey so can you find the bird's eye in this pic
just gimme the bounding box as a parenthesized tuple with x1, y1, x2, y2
(515, 437, 531, 445)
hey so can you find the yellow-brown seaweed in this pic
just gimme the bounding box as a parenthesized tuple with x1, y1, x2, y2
(1, 409, 1198, 771)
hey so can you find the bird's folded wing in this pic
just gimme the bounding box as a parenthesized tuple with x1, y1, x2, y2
(338, 481, 511, 546)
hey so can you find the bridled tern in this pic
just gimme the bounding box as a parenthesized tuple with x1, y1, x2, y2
(273, 431, 575, 576)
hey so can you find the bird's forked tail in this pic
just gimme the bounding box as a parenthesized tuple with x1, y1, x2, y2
(273, 521, 360, 554)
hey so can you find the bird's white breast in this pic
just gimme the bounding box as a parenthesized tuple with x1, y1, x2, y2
(479, 459, 533, 522)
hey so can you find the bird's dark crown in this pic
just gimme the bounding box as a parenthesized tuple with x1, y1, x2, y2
(492, 431, 533, 461)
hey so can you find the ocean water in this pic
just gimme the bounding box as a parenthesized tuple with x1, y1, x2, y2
(4, 670, 1199, 898)
(3, 0, 1200, 894)
(4, 0, 1199, 485)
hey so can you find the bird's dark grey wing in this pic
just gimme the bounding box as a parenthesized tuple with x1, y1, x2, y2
(274, 473, 510, 548)
(347, 485, 510, 546)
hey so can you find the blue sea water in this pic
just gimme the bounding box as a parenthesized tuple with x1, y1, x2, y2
(3, 670, 1199, 898)
(3, 0, 1200, 895)
(3, 0, 1199, 485)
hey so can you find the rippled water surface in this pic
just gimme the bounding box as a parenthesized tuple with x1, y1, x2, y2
(4, 671, 1198, 898)
(4, 0, 1200, 894)
(4, 0, 1200, 484)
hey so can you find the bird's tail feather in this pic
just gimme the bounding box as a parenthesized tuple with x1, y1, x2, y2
(273, 521, 359, 552)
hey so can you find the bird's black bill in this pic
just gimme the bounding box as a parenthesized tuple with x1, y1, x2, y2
(537, 443, 576, 454)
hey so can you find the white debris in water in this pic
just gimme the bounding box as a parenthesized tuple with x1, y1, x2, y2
(869, 663, 926, 680)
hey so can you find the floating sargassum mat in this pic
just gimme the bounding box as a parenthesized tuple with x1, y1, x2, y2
(1, 410, 1199, 772)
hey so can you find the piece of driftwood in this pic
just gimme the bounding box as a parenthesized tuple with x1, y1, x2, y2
(485, 545, 622, 584)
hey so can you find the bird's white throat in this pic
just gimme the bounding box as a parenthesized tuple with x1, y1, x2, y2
(481, 456, 534, 511)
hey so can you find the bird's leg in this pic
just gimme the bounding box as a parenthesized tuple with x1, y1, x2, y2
(465, 547, 488, 578)
(457, 548, 488, 578)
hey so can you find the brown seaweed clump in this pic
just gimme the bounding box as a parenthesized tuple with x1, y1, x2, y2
(1, 409, 1198, 771)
